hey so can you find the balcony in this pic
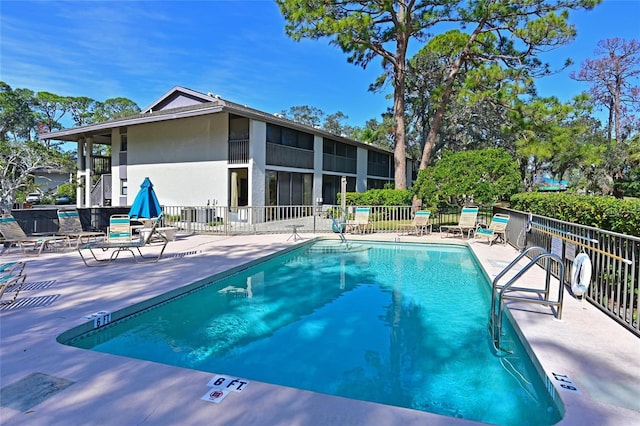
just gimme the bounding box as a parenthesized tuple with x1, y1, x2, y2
(228, 139, 249, 164)
(266, 143, 314, 169)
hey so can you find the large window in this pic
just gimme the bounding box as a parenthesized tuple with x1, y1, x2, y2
(265, 170, 313, 206)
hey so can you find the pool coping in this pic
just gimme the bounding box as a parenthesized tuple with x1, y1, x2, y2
(1, 233, 638, 425)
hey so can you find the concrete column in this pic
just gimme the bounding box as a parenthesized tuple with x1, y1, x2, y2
(76, 139, 85, 207)
(249, 120, 265, 207)
(85, 137, 93, 206)
(356, 147, 368, 192)
(313, 135, 323, 204)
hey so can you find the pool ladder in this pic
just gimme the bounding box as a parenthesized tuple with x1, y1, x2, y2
(329, 210, 348, 244)
(489, 246, 565, 354)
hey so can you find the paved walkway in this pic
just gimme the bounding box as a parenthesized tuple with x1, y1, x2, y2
(0, 233, 638, 425)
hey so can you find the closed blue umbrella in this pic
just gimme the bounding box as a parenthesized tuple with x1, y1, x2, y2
(129, 177, 162, 219)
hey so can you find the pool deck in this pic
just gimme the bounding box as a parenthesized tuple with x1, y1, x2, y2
(0, 233, 638, 425)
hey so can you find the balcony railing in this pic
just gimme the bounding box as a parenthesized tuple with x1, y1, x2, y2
(367, 162, 392, 178)
(323, 153, 356, 173)
(228, 139, 249, 164)
(266, 143, 314, 169)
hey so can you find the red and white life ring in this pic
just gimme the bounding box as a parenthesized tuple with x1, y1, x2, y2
(571, 253, 592, 297)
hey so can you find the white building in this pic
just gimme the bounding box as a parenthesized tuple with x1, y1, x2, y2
(41, 86, 413, 209)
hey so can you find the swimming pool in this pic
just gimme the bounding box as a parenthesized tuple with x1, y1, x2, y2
(61, 240, 562, 425)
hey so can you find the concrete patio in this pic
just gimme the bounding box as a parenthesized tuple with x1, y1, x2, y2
(0, 232, 638, 425)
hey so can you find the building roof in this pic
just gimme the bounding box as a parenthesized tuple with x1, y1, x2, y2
(40, 86, 393, 154)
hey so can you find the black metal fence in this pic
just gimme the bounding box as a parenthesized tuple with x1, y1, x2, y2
(496, 207, 639, 337)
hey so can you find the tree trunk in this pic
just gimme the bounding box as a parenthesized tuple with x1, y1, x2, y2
(418, 20, 485, 170)
(393, 16, 409, 190)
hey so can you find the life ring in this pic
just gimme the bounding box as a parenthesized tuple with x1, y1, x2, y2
(571, 253, 592, 297)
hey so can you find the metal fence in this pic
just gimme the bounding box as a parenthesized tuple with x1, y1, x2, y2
(9, 204, 635, 336)
(160, 204, 494, 235)
(495, 207, 639, 337)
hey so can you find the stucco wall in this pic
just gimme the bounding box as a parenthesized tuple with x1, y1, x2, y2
(125, 114, 229, 206)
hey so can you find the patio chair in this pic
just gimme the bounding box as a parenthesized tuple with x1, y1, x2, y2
(0, 214, 70, 256)
(134, 215, 177, 242)
(475, 214, 510, 246)
(400, 211, 432, 236)
(77, 215, 169, 267)
(439, 207, 479, 239)
(57, 208, 105, 248)
(106, 214, 135, 243)
(0, 261, 27, 305)
(346, 207, 373, 234)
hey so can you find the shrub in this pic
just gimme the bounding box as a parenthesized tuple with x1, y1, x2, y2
(510, 192, 640, 236)
(343, 189, 413, 206)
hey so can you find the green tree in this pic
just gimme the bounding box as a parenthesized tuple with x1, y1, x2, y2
(571, 38, 640, 196)
(277, 0, 456, 189)
(33, 91, 71, 142)
(402, 47, 525, 164)
(509, 94, 605, 191)
(323, 111, 353, 136)
(0, 139, 73, 212)
(277, 1, 599, 189)
(412, 148, 521, 206)
(92, 97, 141, 122)
(0, 82, 37, 141)
(351, 114, 396, 151)
(280, 105, 325, 127)
(69, 96, 98, 127)
(418, 0, 601, 171)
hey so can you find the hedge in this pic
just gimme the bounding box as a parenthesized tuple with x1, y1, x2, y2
(510, 192, 640, 237)
(343, 189, 413, 207)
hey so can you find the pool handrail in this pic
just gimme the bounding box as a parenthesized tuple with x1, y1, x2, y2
(489, 246, 565, 353)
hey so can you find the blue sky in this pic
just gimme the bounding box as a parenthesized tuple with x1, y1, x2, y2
(1, 0, 639, 128)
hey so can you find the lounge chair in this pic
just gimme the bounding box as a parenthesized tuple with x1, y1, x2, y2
(57, 208, 105, 248)
(134, 215, 177, 242)
(346, 207, 372, 234)
(440, 207, 479, 239)
(77, 215, 169, 267)
(0, 214, 70, 256)
(0, 261, 27, 305)
(400, 211, 432, 236)
(475, 214, 510, 245)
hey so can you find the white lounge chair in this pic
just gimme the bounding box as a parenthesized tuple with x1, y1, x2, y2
(0, 261, 27, 305)
(400, 211, 432, 236)
(0, 214, 70, 256)
(77, 215, 169, 267)
(440, 207, 479, 239)
(57, 208, 105, 248)
(346, 207, 373, 234)
(475, 214, 510, 245)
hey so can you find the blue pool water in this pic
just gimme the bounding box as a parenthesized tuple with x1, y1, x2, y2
(63, 241, 562, 425)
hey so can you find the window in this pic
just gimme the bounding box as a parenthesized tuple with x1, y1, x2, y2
(265, 170, 313, 206)
(266, 123, 313, 150)
(120, 134, 128, 152)
(121, 179, 128, 196)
